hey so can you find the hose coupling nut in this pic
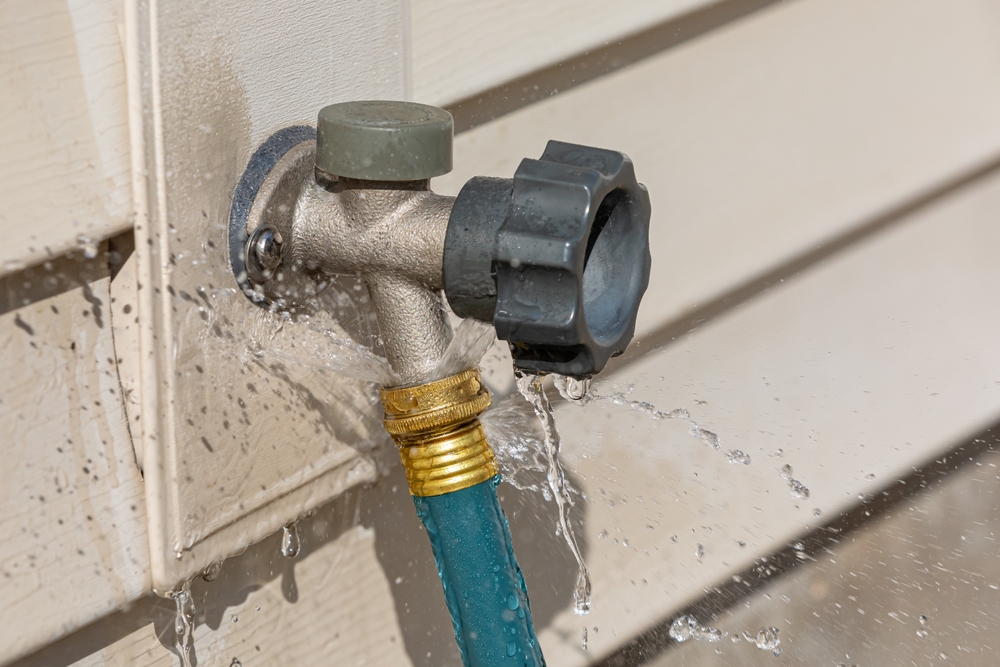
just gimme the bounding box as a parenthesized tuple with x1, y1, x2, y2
(380, 369, 497, 497)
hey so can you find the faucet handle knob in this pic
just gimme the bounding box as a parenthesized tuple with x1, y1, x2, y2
(444, 140, 652, 377)
(316, 101, 453, 181)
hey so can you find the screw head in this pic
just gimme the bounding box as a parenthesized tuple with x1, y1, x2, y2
(245, 224, 283, 283)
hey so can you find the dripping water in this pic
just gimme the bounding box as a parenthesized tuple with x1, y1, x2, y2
(515, 371, 592, 616)
(281, 522, 301, 558)
(171, 581, 196, 667)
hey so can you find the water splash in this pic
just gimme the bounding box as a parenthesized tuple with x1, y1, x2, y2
(171, 581, 196, 667)
(727, 450, 752, 465)
(480, 395, 551, 493)
(552, 377, 732, 457)
(754, 626, 781, 655)
(428, 318, 496, 383)
(779, 464, 810, 499)
(553, 375, 592, 402)
(281, 522, 301, 558)
(669, 615, 725, 643)
(515, 372, 591, 616)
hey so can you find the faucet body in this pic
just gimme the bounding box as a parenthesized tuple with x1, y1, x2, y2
(291, 177, 455, 383)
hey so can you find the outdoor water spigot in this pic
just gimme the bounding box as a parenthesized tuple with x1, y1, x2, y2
(229, 101, 652, 667)
(230, 101, 651, 381)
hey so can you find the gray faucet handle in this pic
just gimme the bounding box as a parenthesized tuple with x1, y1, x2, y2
(444, 140, 652, 378)
(316, 101, 453, 181)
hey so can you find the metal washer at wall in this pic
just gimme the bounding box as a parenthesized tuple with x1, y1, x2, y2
(229, 125, 316, 302)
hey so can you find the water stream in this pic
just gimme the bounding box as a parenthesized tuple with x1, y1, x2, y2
(171, 581, 196, 667)
(515, 372, 592, 616)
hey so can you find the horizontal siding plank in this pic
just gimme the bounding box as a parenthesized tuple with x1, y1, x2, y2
(0, 0, 131, 278)
(411, 0, 718, 106)
(434, 0, 1000, 340)
(0, 253, 149, 664)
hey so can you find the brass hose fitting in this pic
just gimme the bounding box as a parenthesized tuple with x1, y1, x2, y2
(380, 369, 498, 497)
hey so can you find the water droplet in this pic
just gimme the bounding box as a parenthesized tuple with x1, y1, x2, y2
(696, 544, 705, 560)
(582, 627, 588, 651)
(690, 424, 721, 449)
(865, 473, 875, 481)
(779, 465, 810, 498)
(727, 449, 752, 465)
(230, 659, 243, 667)
(698, 626, 723, 643)
(201, 560, 223, 582)
(507, 593, 519, 611)
(554, 375, 592, 402)
(920, 614, 928, 625)
(76, 235, 99, 259)
(281, 522, 300, 558)
(231, 614, 238, 623)
(813, 507, 822, 517)
(754, 627, 780, 652)
(669, 616, 725, 644)
(506, 641, 517, 657)
(669, 615, 699, 642)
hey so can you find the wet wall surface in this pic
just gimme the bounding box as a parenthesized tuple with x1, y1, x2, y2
(615, 422, 1000, 666)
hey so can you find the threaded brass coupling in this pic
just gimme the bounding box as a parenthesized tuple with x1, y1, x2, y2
(380, 369, 498, 497)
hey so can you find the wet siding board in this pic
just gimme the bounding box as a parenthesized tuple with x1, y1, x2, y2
(537, 155, 1000, 665)
(14, 527, 414, 667)
(0, 0, 132, 277)
(0, 255, 149, 663)
(131, 0, 402, 590)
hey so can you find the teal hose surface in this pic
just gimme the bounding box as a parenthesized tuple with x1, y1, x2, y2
(413, 476, 545, 667)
